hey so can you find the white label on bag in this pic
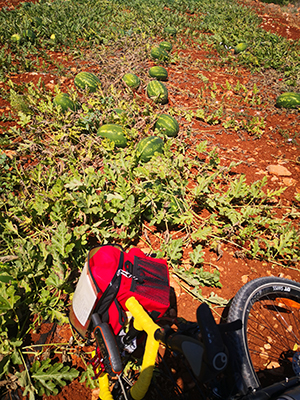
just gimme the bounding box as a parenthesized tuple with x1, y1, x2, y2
(72, 262, 97, 327)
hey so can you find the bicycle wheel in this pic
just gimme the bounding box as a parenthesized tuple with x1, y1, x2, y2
(227, 276, 300, 394)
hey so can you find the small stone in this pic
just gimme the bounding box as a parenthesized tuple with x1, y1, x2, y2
(267, 361, 280, 369)
(255, 169, 267, 175)
(266, 165, 292, 177)
(45, 83, 55, 90)
(282, 177, 296, 186)
(92, 389, 100, 400)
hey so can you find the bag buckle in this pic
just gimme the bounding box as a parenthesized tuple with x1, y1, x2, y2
(117, 270, 139, 281)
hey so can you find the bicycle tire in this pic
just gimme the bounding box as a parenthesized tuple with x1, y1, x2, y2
(227, 276, 300, 394)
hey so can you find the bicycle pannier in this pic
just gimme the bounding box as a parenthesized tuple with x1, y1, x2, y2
(69, 244, 170, 336)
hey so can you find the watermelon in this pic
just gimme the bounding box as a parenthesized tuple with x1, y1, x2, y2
(122, 73, 140, 89)
(150, 47, 169, 61)
(149, 66, 168, 81)
(164, 26, 177, 36)
(154, 114, 179, 137)
(97, 124, 127, 148)
(159, 41, 172, 52)
(74, 71, 101, 93)
(53, 93, 78, 113)
(147, 81, 168, 104)
(276, 92, 300, 109)
(136, 136, 164, 163)
(23, 29, 36, 43)
(234, 43, 248, 54)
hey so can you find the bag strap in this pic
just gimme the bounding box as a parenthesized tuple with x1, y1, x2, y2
(93, 251, 124, 317)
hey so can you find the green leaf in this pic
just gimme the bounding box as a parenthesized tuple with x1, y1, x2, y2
(48, 221, 75, 259)
(64, 178, 83, 190)
(0, 295, 12, 310)
(229, 175, 248, 199)
(191, 226, 212, 241)
(31, 360, 79, 397)
(0, 275, 15, 283)
(0, 355, 11, 379)
(251, 239, 261, 258)
(11, 349, 22, 365)
(190, 245, 204, 266)
(45, 272, 62, 288)
(167, 239, 183, 262)
(16, 369, 37, 400)
(206, 292, 228, 306)
(79, 364, 98, 389)
(0, 285, 21, 310)
(32, 195, 49, 216)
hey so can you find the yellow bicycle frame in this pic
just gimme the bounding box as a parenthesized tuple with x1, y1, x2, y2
(97, 296, 160, 400)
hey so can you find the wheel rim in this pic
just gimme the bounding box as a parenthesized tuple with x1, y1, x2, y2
(245, 293, 300, 387)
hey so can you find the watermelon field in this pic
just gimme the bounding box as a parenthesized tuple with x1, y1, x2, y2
(0, 0, 300, 398)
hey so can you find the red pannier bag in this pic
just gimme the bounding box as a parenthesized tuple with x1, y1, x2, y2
(69, 244, 170, 336)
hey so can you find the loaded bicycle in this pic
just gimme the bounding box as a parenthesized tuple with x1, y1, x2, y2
(70, 245, 300, 400)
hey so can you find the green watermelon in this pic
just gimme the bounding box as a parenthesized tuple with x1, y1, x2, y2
(234, 43, 248, 54)
(150, 47, 169, 61)
(159, 41, 172, 52)
(276, 92, 300, 109)
(149, 66, 168, 81)
(147, 81, 168, 104)
(154, 114, 179, 137)
(164, 26, 177, 36)
(136, 136, 164, 163)
(53, 93, 78, 113)
(74, 71, 101, 93)
(23, 29, 36, 43)
(122, 73, 140, 89)
(97, 124, 127, 148)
